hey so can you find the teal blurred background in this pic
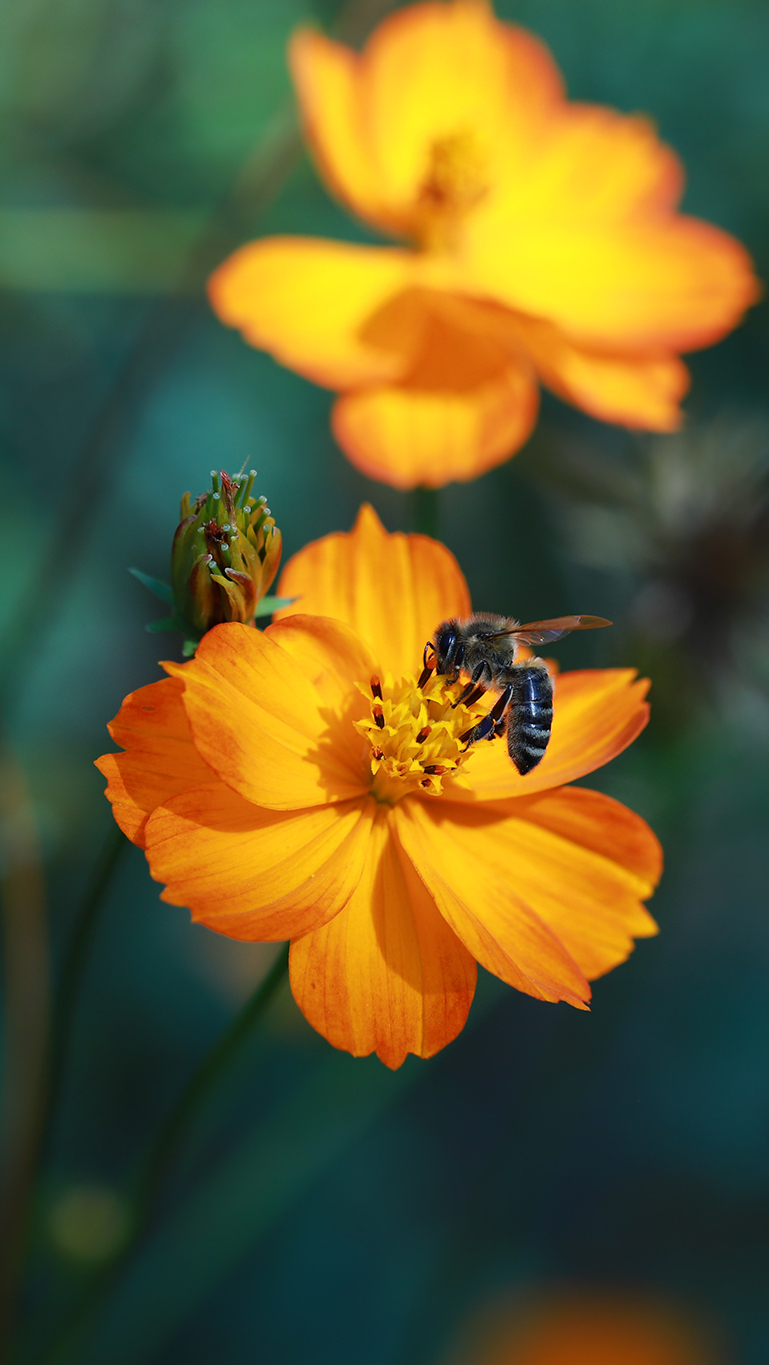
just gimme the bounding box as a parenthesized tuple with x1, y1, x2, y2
(1, 0, 769, 1361)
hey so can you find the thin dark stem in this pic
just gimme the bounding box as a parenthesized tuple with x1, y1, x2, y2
(41, 945, 289, 1365)
(47, 823, 127, 1134)
(412, 486, 440, 538)
(135, 942, 290, 1212)
(0, 755, 50, 1359)
(0, 822, 125, 1363)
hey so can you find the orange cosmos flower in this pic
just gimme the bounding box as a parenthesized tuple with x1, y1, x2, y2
(96, 506, 661, 1068)
(459, 1292, 718, 1365)
(208, 0, 759, 490)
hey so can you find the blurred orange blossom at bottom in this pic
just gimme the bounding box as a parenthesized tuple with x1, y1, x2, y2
(209, 1, 759, 489)
(96, 507, 661, 1067)
(456, 1292, 719, 1365)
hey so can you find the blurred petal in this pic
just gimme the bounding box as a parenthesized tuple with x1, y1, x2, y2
(476, 1293, 716, 1365)
(469, 215, 759, 352)
(208, 237, 416, 388)
(290, 807, 476, 1068)
(419, 788, 660, 983)
(289, 30, 390, 233)
(333, 287, 537, 487)
(538, 343, 688, 431)
(95, 678, 212, 847)
(515, 314, 689, 429)
(477, 106, 685, 226)
(447, 669, 650, 802)
(359, 2, 563, 224)
(275, 504, 470, 679)
(164, 620, 372, 811)
(146, 784, 374, 940)
(333, 362, 537, 488)
(396, 798, 590, 1007)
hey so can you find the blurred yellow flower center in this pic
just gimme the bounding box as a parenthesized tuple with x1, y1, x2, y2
(355, 671, 494, 804)
(415, 131, 489, 250)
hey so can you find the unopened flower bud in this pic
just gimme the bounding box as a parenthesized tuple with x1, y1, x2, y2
(171, 470, 282, 642)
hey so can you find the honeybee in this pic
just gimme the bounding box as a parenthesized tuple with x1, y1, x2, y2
(421, 612, 612, 774)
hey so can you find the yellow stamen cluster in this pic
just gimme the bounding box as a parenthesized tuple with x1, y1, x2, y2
(356, 671, 496, 803)
(415, 131, 489, 250)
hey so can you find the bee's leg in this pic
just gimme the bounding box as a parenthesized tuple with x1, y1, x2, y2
(451, 661, 490, 708)
(458, 684, 487, 708)
(459, 683, 513, 746)
(484, 682, 514, 739)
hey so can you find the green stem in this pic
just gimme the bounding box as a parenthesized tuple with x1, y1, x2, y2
(42, 945, 289, 1365)
(0, 824, 126, 1362)
(48, 824, 127, 1121)
(0, 755, 50, 1359)
(412, 486, 440, 538)
(134, 942, 289, 1211)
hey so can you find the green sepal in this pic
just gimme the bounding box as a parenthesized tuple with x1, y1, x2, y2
(254, 595, 297, 617)
(130, 567, 175, 607)
(182, 639, 200, 657)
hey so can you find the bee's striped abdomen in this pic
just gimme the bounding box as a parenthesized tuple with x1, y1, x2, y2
(507, 666, 554, 775)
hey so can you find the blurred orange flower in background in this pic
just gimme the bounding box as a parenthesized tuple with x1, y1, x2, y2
(452, 1291, 720, 1365)
(97, 506, 661, 1067)
(209, 0, 759, 490)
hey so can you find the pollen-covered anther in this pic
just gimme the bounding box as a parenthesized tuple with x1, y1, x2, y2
(354, 670, 497, 802)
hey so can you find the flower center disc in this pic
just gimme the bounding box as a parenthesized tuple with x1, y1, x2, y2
(415, 131, 489, 250)
(355, 672, 495, 804)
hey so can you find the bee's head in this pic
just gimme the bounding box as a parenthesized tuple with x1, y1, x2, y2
(431, 618, 461, 676)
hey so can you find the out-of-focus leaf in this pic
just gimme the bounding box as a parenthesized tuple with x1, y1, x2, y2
(253, 594, 296, 616)
(0, 210, 207, 294)
(128, 569, 174, 607)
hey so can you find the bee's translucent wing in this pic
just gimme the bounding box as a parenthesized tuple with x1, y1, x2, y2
(507, 614, 612, 645)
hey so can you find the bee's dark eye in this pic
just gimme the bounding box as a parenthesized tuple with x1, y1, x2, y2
(434, 626, 458, 673)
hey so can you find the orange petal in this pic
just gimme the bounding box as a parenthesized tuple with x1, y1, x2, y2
(289, 805, 476, 1068)
(275, 504, 470, 679)
(395, 798, 590, 1007)
(333, 360, 537, 489)
(541, 348, 688, 432)
(145, 784, 373, 941)
(331, 286, 538, 488)
(475, 1294, 713, 1365)
(164, 620, 372, 811)
(519, 316, 689, 430)
(478, 105, 686, 228)
(357, 3, 563, 230)
(470, 213, 759, 353)
(422, 787, 660, 984)
(447, 669, 650, 802)
(208, 237, 417, 388)
(291, 8, 563, 238)
(289, 30, 391, 234)
(95, 678, 212, 847)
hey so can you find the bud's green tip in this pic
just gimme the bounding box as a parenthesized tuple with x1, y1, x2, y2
(168, 470, 283, 641)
